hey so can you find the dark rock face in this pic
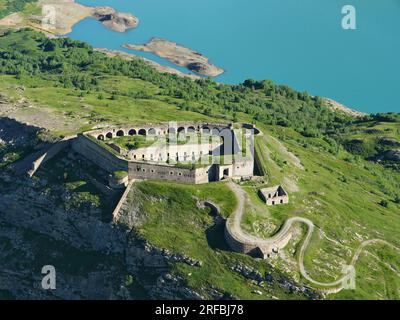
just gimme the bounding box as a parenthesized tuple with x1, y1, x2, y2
(378, 137, 400, 147)
(0, 147, 201, 300)
(228, 262, 320, 300)
(187, 62, 210, 74)
(383, 149, 400, 162)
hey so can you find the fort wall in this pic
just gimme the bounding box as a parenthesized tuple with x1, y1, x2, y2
(72, 122, 255, 185)
(72, 135, 129, 172)
(27, 136, 75, 177)
(224, 215, 293, 259)
(112, 181, 134, 221)
(72, 134, 218, 184)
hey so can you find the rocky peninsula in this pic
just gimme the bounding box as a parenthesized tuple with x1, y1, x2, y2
(0, 0, 139, 35)
(123, 38, 225, 77)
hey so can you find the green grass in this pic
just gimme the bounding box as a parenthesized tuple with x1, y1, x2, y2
(0, 0, 38, 19)
(1, 29, 399, 299)
(240, 123, 400, 299)
(111, 135, 157, 150)
(0, 75, 217, 136)
(125, 180, 311, 299)
(113, 170, 128, 180)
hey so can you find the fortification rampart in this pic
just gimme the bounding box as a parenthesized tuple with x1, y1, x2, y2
(72, 122, 254, 185)
(224, 218, 293, 258)
(72, 133, 217, 184)
(72, 134, 129, 172)
(224, 183, 293, 259)
(20, 136, 75, 177)
(87, 122, 232, 141)
(112, 180, 134, 221)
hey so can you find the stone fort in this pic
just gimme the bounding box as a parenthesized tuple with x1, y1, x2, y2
(71, 122, 255, 185)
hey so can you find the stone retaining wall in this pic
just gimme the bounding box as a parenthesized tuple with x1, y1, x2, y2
(72, 134, 216, 184)
(224, 218, 293, 259)
(27, 136, 75, 177)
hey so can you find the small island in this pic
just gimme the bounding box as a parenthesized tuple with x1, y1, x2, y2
(92, 6, 138, 33)
(123, 38, 225, 77)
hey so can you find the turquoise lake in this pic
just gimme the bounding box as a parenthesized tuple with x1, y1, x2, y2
(69, 0, 400, 113)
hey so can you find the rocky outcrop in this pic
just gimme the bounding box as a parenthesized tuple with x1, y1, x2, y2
(123, 38, 224, 77)
(378, 137, 400, 147)
(0, 145, 205, 299)
(382, 149, 400, 162)
(228, 261, 319, 299)
(92, 7, 138, 32)
(323, 98, 366, 117)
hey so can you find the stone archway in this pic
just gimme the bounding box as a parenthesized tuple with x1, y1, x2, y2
(211, 127, 220, 136)
(148, 128, 157, 135)
(97, 134, 105, 141)
(138, 129, 146, 136)
(116, 130, 124, 137)
(177, 127, 185, 134)
(128, 129, 137, 136)
(187, 126, 196, 133)
(106, 132, 113, 139)
(202, 126, 210, 134)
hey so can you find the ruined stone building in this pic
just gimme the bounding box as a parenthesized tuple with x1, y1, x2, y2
(258, 185, 289, 206)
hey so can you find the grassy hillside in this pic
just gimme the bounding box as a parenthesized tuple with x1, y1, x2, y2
(123, 180, 315, 300)
(0, 29, 355, 137)
(125, 124, 400, 299)
(0, 29, 399, 299)
(247, 124, 400, 299)
(0, 0, 38, 19)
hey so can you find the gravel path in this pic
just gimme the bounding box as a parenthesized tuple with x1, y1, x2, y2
(226, 182, 400, 292)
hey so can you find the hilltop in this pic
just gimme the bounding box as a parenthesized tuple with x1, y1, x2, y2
(0, 29, 399, 300)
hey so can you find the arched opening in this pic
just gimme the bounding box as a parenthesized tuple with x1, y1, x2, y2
(97, 134, 104, 141)
(106, 132, 113, 139)
(187, 126, 196, 133)
(202, 126, 210, 134)
(211, 128, 220, 136)
(148, 128, 156, 135)
(128, 129, 137, 136)
(138, 129, 146, 136)
(177, 127, 185, 134)
(116, 130, 124, 137)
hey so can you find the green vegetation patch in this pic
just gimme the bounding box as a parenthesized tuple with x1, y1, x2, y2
(113, 170, 128, 180)
(112, 135, 157, 150)
(122, 180, 310, 299)
(0, 0, 37, 19)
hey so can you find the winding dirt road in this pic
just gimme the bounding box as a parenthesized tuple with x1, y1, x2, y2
(226, 182, 400, 292)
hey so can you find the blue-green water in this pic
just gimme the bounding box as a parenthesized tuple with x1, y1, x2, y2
(69, 0, 400, 113)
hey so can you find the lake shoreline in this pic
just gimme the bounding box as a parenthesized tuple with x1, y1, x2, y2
(0, 0, 139, 35)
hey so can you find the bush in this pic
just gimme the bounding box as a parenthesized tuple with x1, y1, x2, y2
(379, 200, 389, 208)
(113, 171, 128, 180)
